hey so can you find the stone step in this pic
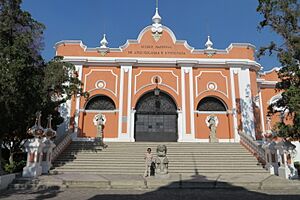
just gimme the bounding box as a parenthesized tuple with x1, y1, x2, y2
(53, 160, 257, 164)
(51, 169, 267, 174)
(52, 141, 265, 175)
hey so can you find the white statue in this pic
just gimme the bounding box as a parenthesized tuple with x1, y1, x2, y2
(93, 113, 107, 148)
(207, 115, 219, 143)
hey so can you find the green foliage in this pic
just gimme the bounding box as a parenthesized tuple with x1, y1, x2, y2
(0, 0, 86, 166)
(257, 0, 300, 139)
(4, 160, 26, 173)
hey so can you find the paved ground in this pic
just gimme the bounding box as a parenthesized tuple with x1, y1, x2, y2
(1, 173, 300, 199)
(1, 187, 300, 200)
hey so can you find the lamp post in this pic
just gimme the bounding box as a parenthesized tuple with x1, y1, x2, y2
(154, 76, 160, 96)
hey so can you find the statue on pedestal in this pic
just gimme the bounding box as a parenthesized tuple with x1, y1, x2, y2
(93, 113, 107, 148)
(155, 144, 169, 177)
(207, 115, 218, 143)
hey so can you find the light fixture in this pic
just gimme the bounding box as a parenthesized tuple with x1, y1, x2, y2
(154, 76, 160, 96)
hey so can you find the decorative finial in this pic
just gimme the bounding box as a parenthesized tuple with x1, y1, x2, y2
(151, 0, 163, 42)
(205, 36, 213, 50)
(44, 114, 56, 139)
(98, 33, 109, 56)
(100, 34, 108, 48)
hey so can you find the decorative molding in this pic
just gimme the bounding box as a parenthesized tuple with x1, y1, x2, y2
(55, 29, 256, 57)
(84, 69, 118, 96)
(61, 56, 261, 70)
(195, 71, 229, 98)
(230, 68, 240, 142)
(207, 81, 217, 91)
(134, 70, 179, 95)
(259, 67, 281, 75)
(194, 111, 228, 114)
(78, 109, 119, 113)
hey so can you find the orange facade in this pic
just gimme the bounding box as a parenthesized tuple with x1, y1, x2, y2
(57, 17, 283, 143)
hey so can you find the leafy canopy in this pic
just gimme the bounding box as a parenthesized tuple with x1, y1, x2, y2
(0, 0, 86, 165)
(257, 0, 300, 139)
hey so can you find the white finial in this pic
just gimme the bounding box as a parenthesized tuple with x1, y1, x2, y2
(205, 36, 213, 50)
(152, 8, 162, 24)
(152, 0, 161, 24)
(100, 34, 108, 48)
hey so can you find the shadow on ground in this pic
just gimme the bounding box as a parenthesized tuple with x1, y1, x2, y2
(0, 173, 299, 200)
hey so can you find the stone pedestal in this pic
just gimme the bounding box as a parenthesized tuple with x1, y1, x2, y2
(262, 141, 279, 175)
(41, 138, 56, 174)
(275, 141, 298, 179)
(22, 138, 45, 178)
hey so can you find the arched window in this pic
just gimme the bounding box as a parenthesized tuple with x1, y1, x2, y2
(197, 97, 227, 111)
(85, 95, 116, 110)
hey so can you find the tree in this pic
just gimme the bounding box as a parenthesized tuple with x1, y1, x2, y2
(0, 0, 85, 174)
(257, 0, 300, 139)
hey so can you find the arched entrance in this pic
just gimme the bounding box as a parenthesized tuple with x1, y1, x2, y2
(134, 90, 178, 142)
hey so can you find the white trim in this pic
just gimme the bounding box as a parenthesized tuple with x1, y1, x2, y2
(257, 79, 277, 88)
(84, 69, 118, 96)
(118, 67, 124, 139)
(194, 111, 228, 114)
(72, 137, 133, 142)
(127, 66, 133, 138)
(238, 68, 256, 139)
(230, 68, 240, 142)
(189, 67, 195, 138)
(259, 67, 281, 75)
(180, 68, 186, 140)
(74, 65, 83, 135)
(61, 56, 261, 70)
(78, 109, 119, 113)
(55, 30, 256, 56)
(195, 71, 229, 98)
(219, 139, 235, 143)
(177, 110, 183, 142)
(259, 89, 266, 134)
(134, 70, 179, 95)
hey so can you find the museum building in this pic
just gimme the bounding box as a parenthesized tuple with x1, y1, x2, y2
(55, 8, 281, 143)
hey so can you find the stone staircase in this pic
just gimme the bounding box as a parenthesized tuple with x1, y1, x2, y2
(51, 142, 267, 175)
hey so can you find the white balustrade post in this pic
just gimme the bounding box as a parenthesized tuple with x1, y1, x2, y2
(41, 138, 56, 174)
(22, 138, 45, 178)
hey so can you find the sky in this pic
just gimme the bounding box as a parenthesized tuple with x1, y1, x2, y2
(21, 0, 282, 71)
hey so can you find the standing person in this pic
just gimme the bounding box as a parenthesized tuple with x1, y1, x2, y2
(144, 148, 153, 177)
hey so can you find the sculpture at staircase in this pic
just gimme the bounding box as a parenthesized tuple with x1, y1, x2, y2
(155, 144, 169, 177)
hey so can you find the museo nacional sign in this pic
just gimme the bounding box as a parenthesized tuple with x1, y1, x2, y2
(127, 45, 186, 56)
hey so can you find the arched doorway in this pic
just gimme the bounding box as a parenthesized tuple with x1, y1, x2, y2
(134, 90, 178, 142)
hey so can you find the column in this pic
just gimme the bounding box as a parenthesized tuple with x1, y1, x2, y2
(180, 66, 195, 141)
(230, 68, 240, 142)
(74, 64, 83, 136)
(238, 67, 256, 139)
(118, 65, 132, 141)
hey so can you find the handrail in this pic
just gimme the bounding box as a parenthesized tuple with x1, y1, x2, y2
(52, 131, 73, 161)
(239, 131, 266, 165)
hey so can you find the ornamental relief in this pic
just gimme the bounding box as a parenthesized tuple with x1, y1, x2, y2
(84, 69, 118, 96)
(195, 71, 229, 98)
(134, 70, 179, 95)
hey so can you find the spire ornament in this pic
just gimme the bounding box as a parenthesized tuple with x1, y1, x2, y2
(151, 1, 163, 42)
(98, 34, 109, 56)
(204, 35, 216, 57)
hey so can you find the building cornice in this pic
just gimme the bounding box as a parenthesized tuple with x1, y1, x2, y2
(54, 25, 256, 55)
(61, 56, 261, 70)
(257, 78, 277, 88)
